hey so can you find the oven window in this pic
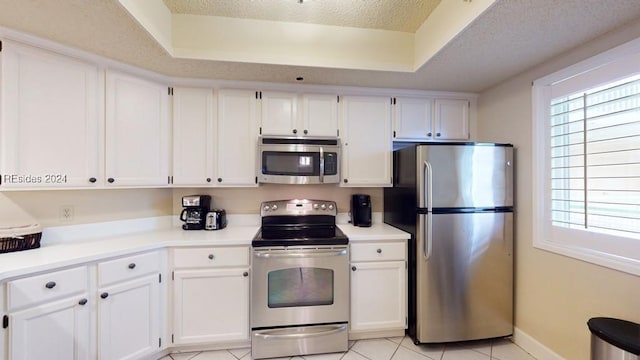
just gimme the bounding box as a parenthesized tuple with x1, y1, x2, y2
(262, 152, 319, 176)
(267, 267, 334, 308)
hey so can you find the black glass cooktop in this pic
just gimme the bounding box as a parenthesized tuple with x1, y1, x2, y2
(252, 226, 348, 247)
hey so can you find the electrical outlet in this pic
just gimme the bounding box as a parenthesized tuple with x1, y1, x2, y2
(60, 205, 74, 222)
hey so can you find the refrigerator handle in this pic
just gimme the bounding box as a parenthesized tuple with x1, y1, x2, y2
(423, 161, 433, 260)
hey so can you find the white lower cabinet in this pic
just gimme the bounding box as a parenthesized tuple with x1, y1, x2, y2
(349, 241, 407, 339)
(97, 251, 163, 360)
(5, 266, 91, 360)
(171, 246, 250, 346)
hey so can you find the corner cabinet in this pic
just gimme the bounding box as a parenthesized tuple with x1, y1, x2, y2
(170, 246, 250, 346)
(105, 71, 170, 187)
(393, 97, 470, 141)
(216, 89, 259, 187)
(172, 87, 215, 186)
(0, 40, 102, 189)
(340, 96, 392, 187)
(97, 251, 163, 360)
(349, 241, 407, 339)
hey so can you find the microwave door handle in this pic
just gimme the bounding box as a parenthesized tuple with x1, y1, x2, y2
(319, 146, 325, 183)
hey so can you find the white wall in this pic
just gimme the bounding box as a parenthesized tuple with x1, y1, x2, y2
(477, 19, 640, 360)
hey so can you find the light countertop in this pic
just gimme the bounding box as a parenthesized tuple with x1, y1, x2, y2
(0, 215, 409, 281)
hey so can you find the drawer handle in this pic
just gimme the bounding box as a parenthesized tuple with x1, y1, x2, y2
(100, 292, 109, 299)
(243, 272, 249, 277)
(45, 281, 56, 289)
(128, 263, 136, 269)
(377, 248, 382, 254)
(79, 298, 88, 306)
(351, 266, 357, 271)
(208, 254, 214, 260)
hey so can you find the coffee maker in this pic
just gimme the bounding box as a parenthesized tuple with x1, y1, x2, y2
(350, 194, 372, 227)
(180, 195, 211, 230)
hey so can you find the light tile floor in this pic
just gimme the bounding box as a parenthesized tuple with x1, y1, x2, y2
(159, 336, 537, 360)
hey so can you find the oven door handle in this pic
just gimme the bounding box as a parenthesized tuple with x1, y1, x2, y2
(319, 146, 325, 183)
(253, 324, 347, 339)
(253, 249, 347, 258)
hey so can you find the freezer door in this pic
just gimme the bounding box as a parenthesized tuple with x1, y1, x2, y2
(415, 211, 513, 343)
(417, 144, 513, 209)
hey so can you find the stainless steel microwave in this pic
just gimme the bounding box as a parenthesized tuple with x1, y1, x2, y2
(258, 136, 340, 184)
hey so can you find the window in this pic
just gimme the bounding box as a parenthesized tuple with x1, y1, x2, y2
(533, 37, 640, 275)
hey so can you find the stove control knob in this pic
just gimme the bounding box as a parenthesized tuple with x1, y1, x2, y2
(263, 205, 270, 212)
(271, 204, 278, 211)
(321, 204, 327, 210)
(328, 204, 334, 210)
(313, 203, 319, 210)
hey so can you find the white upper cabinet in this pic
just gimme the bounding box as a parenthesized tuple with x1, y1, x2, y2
(393, 97, 470, 141)
(340, 95, 392, 187)
(105, 71, 170, 187)
(433, 98, 470, 140)
(394, 97, 433, 141)
(302, 93, 339, 137)
(0, 40, 102, 188)
(216, 89, 259, 186)
(260, 92, 339, 137)
(172, 87, 215, 186)
(260, 91, 298, 136)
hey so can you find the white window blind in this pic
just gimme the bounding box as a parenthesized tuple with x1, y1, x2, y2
(533, 37, 640, 275)
(550, 74, 640, 239)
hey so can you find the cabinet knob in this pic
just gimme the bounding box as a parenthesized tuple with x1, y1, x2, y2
(436, 132, 441, 137)
(303, 129, 308, 135)
(45, 281, 56, 289)
(217, 178, 222, 183)
(351, 266, 357, 271)
(343, 179, 348, 183)
(100, 292, 109, 299)
(243, 272, 249, 277)
(128, 263, 136, 269)
(377, 248, 382, 254)
(427, 132, 432, 137)
(107, 178, 115, 183)
(206, 178, 212, 183)
(89, 177, 97, 183)
(293, 129, 298, 134)
(208, 254, 214, 260)
(79, 298, 88, 306)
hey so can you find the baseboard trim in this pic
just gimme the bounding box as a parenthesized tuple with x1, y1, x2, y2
(513, 327, 565, 360)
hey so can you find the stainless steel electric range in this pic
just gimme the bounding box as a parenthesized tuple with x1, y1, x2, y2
(251, 199, 349, 360)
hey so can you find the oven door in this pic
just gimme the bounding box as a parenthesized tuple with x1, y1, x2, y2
(251, 246, 349, 328)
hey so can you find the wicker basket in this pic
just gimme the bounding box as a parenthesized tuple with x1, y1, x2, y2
(0, 223, 42, 254)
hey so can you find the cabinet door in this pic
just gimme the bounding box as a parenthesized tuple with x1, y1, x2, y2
(10, 295, 91, 360)
(260, 91, 298, 136)
(433, 99, 469, 140)
(98, 274, 160, 360)
(216, 89, 259, 186)
(105, 71, 170, 186)
(173, 268, 250, 345)
(340, 96, 392, 187)
(394, 97, 433, 141)
(302, 94, 339, 137)
(172, 87, 215, 186)
(350, 261, 406, 332)
(0, 40, 101, 188)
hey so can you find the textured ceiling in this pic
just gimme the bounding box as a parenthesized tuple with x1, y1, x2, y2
(162, 0, 441, 33)
(0, 1, 639, 92)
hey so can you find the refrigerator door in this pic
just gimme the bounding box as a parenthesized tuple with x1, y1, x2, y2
(417, 144, 513, 209)
(416, 211, 513, 343)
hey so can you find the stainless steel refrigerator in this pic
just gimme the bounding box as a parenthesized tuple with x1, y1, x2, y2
(384, 142, 514, 344)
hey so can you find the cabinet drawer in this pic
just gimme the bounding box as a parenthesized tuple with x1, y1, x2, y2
(98, 251, 161, 287)
(350, 242, 406, 262)
(173, 246, 250, 268)
(7, 266, 88, 311)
